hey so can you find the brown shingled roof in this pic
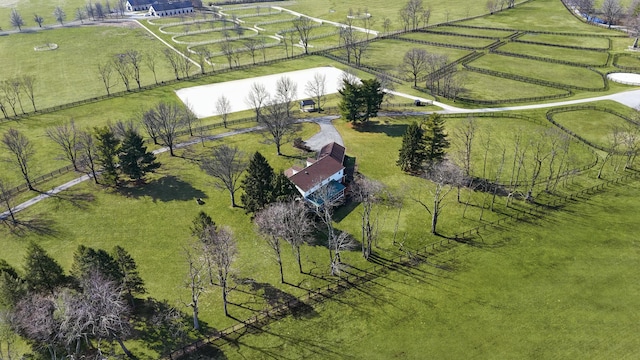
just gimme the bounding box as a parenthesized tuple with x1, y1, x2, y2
(318, 142, 345, 163)
(288, 156, 344, 193)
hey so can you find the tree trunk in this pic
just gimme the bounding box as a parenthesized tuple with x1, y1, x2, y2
(222, 281, 229, 316)
(295, 247, 303, 273)
(277, 256, 284, 283)
(192, 305, 200, 330)
(114, 335, 133, 358)
(431, 209, 438, 234)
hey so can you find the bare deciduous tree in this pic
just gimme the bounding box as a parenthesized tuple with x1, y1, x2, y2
(275, 76, 298, 118)
(255, 203, 286, 283)
(245, 82, 270, 122)
(412, 161, 463, 234)
(453, 116, 476, 177)
(601, 0, 624, 27)
(53, 6, 66, 25)
(21, 75, 37, 112)
(10, 9, 24, 31)
(215, 95, 231, 128)
(145, 50, 160, 85)
(2, 128, 35, 190)
(352, 175, 384, 259)
(183, 244, 205, 330)
(113, 54, 133, 91)
(201, 225, 236, 316)
(401, 48, 429, 87)
(78, 130, 100, 184)
(261, 99, 300, 156)
(329, 231, 357, 275)
(399, 0, 425, 30)
(200, 145, 247, 207)
(143, 102, 186, 156)
(125, 50, 143, 89)
(46, 119, 80, 171)
(304, 72, 327, 112)
(163, 49, 181, 80)
(33, 13, 44, 27)
(13, 293, 61, 360)
(293, 16, 315, 54)
(98, 61, 117, 96)
(0, 177, 17, 224)
(183, 101, 199, 137)
(244, 37, 259, 64)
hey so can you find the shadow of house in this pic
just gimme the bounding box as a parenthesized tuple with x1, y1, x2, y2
(118, 175, 207, 202)
(355, 121, 408, 137)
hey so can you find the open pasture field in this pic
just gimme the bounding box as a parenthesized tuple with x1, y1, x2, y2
(516, 33, 611, 49)
(459, 0, 614, 33)
(0, 0, 86, 30)
(455, 70, 570, 102)
(468, 54, 607, 89)
(398, 31, 498, 49)
(550, 109, 636, 149)
(0, 24, 178, 109)
(281, 0, 493, 31)
(213, 179, 640, 359)
(497, 42, 610, 66)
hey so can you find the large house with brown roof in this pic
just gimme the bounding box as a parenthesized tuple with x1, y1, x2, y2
(285, 142, 346, 207)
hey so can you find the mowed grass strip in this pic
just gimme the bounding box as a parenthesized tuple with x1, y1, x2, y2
(517, 33, 611, 49)
(551, 109, 633, 149)
(211, 179, 640, 359)
(468, 54, 606, 89)
(398, 31, 497, 48)
(456, 70, 569, 101)
(497, 42, 610, 65)
(427, 25, 515, 38)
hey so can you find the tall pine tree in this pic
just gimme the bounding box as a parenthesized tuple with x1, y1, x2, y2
(23, 241, 66, 295)
(361, 78, 385, 121)
(397, 122, 427, 172)
(241, 152, 275, 214)
(94, 126, 120, 186)
(423, 113, 450, 167)
(338, 79, 363, 123)
(112, 245, 146, 305)
(272, 172, 296, 202)
(119, 129, 160, 182)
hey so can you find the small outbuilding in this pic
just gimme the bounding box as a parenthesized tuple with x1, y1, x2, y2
(299, 99, 316, 112)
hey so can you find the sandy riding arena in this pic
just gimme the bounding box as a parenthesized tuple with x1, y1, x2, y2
(175, 66, 347, 119)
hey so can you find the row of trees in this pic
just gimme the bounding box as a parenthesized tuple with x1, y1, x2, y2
(0, 75, 37, 118)
(568, 0, 640, 28)
(0, 242, 143, 359)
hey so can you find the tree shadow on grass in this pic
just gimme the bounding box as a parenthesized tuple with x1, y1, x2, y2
(47, 190, 96, 211)
(118, 175, 207, 203)
(243, 279, 317, 320)
(353, 121, 408, 137)
(3, 217, 58, 237)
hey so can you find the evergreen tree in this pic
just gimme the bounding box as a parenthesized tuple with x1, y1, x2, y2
(119, 129, 160, 182)
(112, 245, 146, 304)
(70, 245, 123, 284)
(423, 113, 450, 166)
(272, 172, 296, 202)
(191, 211, 217, 239)
(241, 152, 275, 214)
(361, 78, 385, 121)
(397, 122, 427, 172)
(94, 126, 120, 186)
(338, 79, 363, 123)
(23, 241, 66, 295)
(338, 78, 385, 124)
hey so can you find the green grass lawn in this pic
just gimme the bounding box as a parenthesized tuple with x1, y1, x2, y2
(211, 178, 640, 359)
(456, 70, 570, 102)
(516, 33, 611, 49)
(497, 42, 610, 66)
(468, 53, 606, 89)
(550, 109, 635, 149)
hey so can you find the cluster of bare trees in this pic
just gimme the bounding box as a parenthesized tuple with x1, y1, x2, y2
(566, 0, 640, 29)
(339, 13, 370, 66)
(598, 121, 640, 178)
(486, 0, 515, 14)
(142, 101, 195, 156)
(185, 212, 237, 328)
(405, 49, 465, 101)
(0, 75, 37, 118)
(399, 0, 432, 31)
(244, 76, 303, 155)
